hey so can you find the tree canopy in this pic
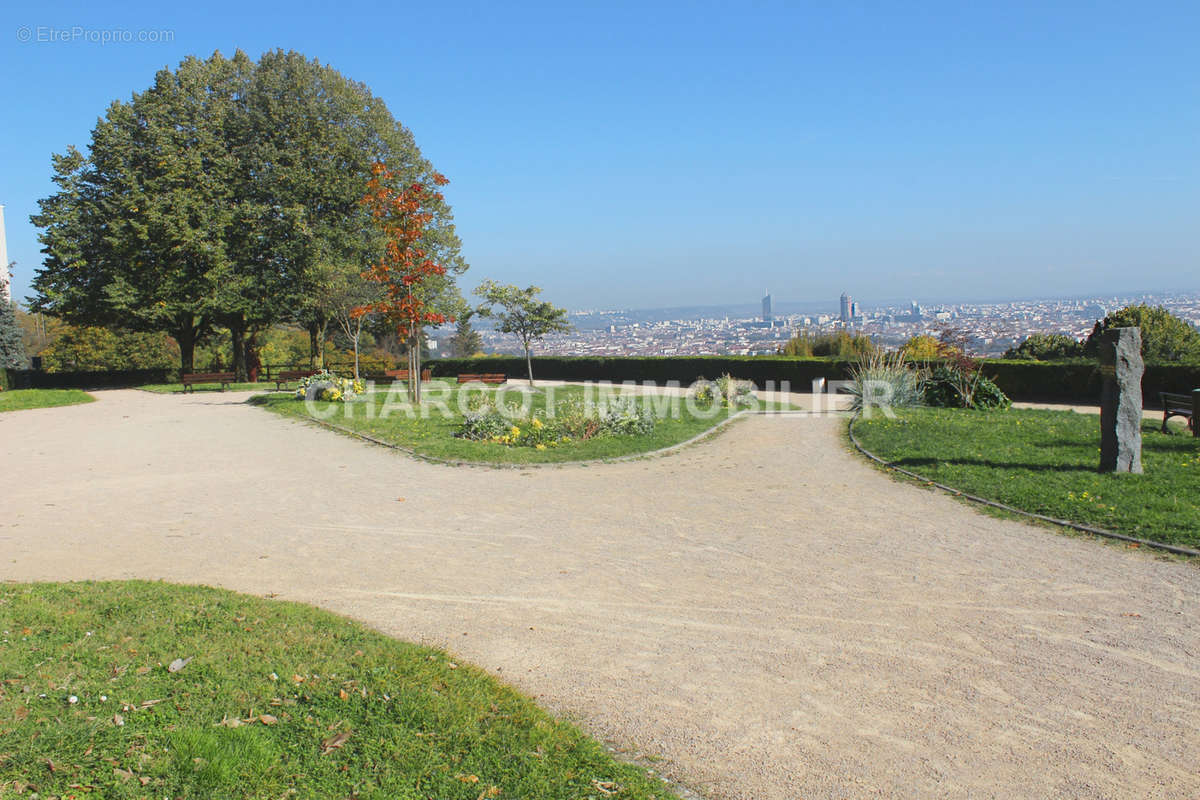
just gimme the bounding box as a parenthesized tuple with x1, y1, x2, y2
(1004, 333, 1085, 361)
(30, 50, 465, 378)
(475, 282, 570, 384)
(779, 330, 875, 358)
(0, 302, 25, 369)
(1084, 304, 1200, 364)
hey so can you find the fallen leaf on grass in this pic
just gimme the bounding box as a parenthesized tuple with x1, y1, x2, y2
(113, 767, 133, 782)
(215, 716, 242, 728)
(112, 714, 124, 727)
(338, 689, 348, 701)
(477, 786, 501, 799)
(320, 731, 351, 755)
(140, 699, 165, 708)
(134, 666, 151, 676)
(592, 780, 620, 795)
(168, 657, 193, 673)
(456, 773, 480, 784)
(257, 714, 278, 725)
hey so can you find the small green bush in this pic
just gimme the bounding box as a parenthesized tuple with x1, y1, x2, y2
(924, 365, 1011, 410)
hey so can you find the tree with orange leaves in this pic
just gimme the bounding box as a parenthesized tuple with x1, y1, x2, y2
(355, 162, 452, 404)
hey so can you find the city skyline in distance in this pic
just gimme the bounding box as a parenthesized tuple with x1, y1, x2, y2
(564, 286, 1200, 321)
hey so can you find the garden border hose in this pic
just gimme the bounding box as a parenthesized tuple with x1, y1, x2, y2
(846, 412, 1200, 558)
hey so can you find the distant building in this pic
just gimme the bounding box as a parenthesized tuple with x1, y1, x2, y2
(850, 301, 859, 320)
(910, 301, 922, 320)
(761, 290, 773, 323)
(840, 293, 851, 324)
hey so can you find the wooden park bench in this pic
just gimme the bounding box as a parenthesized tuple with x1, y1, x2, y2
(362, 368, 432, 383)
(456, 373, 507, 385)
(385, 368, 432, 382)
(1159, 391, 1198, 434)
(181, 372, 236, 392)
(273, 369, 317, 390)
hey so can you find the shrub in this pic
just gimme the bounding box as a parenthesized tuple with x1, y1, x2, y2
(598, 399, 657, 436)
(691, 374, 754, 408)
(713, 374, 755, 407)
(458, 397, 656, 447)
(900, 334, 941, 360)
(847, 351, 924, 412)
(295, 370, 364, 402)
(459, 403, 513, 442)
(924, 365, 1011, 410)
(779, 331, 875, 357)
(39, 325, 177, 372)
(1004, 333, 1085, 361)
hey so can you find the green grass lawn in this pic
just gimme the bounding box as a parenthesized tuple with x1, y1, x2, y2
(852, 407, 1200, 548)
(251, 383, 761, 464)
(139, 382, 270, 393)
(0, 389, 95, 412)
(0, 581, 677, 800)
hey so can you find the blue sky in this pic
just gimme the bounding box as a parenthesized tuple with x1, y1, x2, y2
(2, 0, 1197, 311)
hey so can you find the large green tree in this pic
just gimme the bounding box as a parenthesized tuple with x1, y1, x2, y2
(1085, 304, 1200, 364)
(31, 53, 246, 372)
(30, 50, 465, 379)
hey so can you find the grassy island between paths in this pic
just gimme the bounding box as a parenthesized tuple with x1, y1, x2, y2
(0, 389, 94, 413)
(851, 407, 1200, 549)
(251, 382, 769, 464)
(0, 581, 678, 800)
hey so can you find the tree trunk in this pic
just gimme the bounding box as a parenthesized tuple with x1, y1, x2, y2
(525, 344, 534, 386)
(244, 330, 261, 383)
(307, 323, 319, 369)
(229, 319, 247, 382)
(176, 326, 196, 375)
(352, 319, 361, 381)
(410, 324, 421, 405)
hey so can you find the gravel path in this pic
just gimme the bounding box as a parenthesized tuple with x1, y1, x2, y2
(2, 390, 1197, 799)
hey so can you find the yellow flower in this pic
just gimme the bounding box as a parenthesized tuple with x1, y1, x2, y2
(535, 443, 546, 451)
(510, 426, 521, 437)
(532, 418, 544, 430)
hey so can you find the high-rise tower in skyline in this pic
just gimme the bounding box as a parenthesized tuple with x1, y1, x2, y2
(839, 292, 851, 325)
(761, 290, 772, 323)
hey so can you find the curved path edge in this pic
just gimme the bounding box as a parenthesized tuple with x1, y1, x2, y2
(846, 412, 1200, 557)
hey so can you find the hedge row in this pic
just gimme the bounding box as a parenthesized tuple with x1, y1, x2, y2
(428, 356, 1200, 404)
(2, 357, 1196, 404)
(429, 356, 858, 389)
(1, 367, 178, 390)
